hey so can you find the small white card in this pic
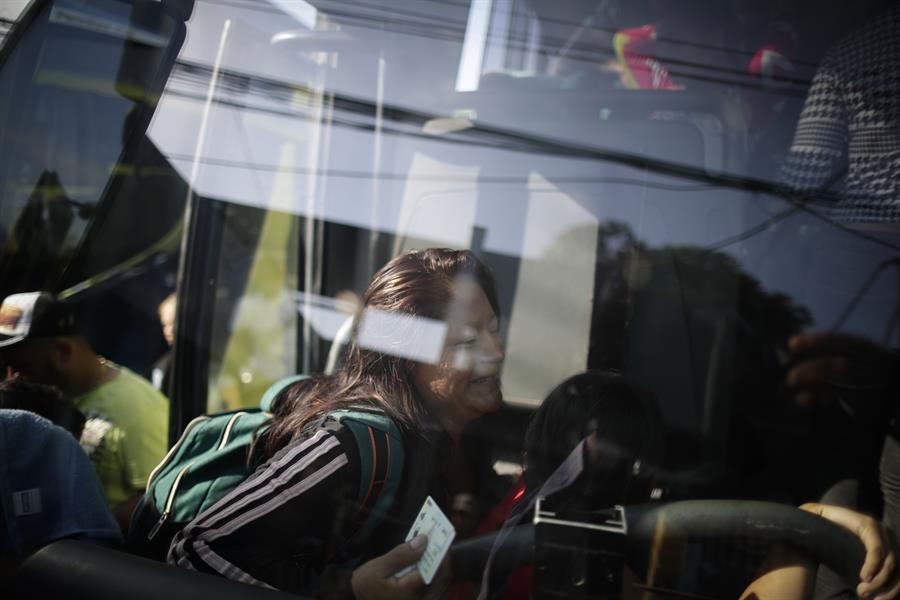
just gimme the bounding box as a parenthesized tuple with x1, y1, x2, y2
(397, 496, 456, 584)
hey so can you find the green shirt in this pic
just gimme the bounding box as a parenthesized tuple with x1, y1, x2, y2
(75, 365, 169, 508)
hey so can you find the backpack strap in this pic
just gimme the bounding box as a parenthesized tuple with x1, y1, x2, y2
(329, 409, 404, 545)
(258, 374, 309, 413)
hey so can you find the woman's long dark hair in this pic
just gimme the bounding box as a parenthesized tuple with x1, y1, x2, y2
(259, 248, 500, 459)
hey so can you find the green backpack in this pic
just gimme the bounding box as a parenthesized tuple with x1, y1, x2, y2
(127, 375, 405, 562)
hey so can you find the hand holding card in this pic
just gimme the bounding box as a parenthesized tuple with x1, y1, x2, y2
(352, 497, 455, 599)
(351, 535, 430, 600)
(396, 496, 457, 585)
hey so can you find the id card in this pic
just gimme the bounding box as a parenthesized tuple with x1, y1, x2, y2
(397, 496, 456, 584)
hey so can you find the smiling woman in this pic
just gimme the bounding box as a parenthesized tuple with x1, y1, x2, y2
(167, 248, 507, 599)
(412, 278, 505, 440)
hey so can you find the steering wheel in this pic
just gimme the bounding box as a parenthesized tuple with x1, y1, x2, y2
(451, 500, 867, 588)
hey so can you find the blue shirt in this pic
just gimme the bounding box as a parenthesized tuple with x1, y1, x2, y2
(0, 409, 122, 556)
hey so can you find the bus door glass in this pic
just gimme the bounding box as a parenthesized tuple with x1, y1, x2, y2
(0, 0, 186, 376)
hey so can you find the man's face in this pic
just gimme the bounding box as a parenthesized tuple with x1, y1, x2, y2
(2, 339, 65, 387)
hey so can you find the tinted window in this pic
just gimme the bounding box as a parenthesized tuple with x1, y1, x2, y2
(3, 0, 899, 597)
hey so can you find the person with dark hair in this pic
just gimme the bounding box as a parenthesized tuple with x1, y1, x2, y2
(522, 370, 665, 503)
(470, 371, 666, 599)
(168, 248, 506, 599)
(0, 409, 121, 583)
(0, 378, 85, 439)
(0, 292, 168, 532)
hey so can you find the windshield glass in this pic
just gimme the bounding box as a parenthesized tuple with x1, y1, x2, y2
(2, 1, 899, 599)
(150, 0, 899, 411)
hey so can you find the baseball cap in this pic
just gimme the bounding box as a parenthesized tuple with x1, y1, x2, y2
(0, 292, 79, 348)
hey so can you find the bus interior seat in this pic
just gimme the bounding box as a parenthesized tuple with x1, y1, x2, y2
(13, 539, 300, 600)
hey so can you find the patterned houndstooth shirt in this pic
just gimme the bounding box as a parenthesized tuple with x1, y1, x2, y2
(780, 6, 900, 223)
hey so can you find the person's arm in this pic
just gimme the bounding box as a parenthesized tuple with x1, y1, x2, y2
(787, 332, 898, 407)
(167, 425, 439, 599)
(168, 426, 360, 595)
(779, 51, 849, 198)
(739, 503, 899, 600)
(351, 536, 451, 600)
(738, 545, 815, 600)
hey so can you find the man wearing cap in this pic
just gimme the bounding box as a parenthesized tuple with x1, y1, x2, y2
(0, 291, 168, 532)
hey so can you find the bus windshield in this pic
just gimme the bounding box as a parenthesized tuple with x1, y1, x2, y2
(1, 1, 899, 599)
